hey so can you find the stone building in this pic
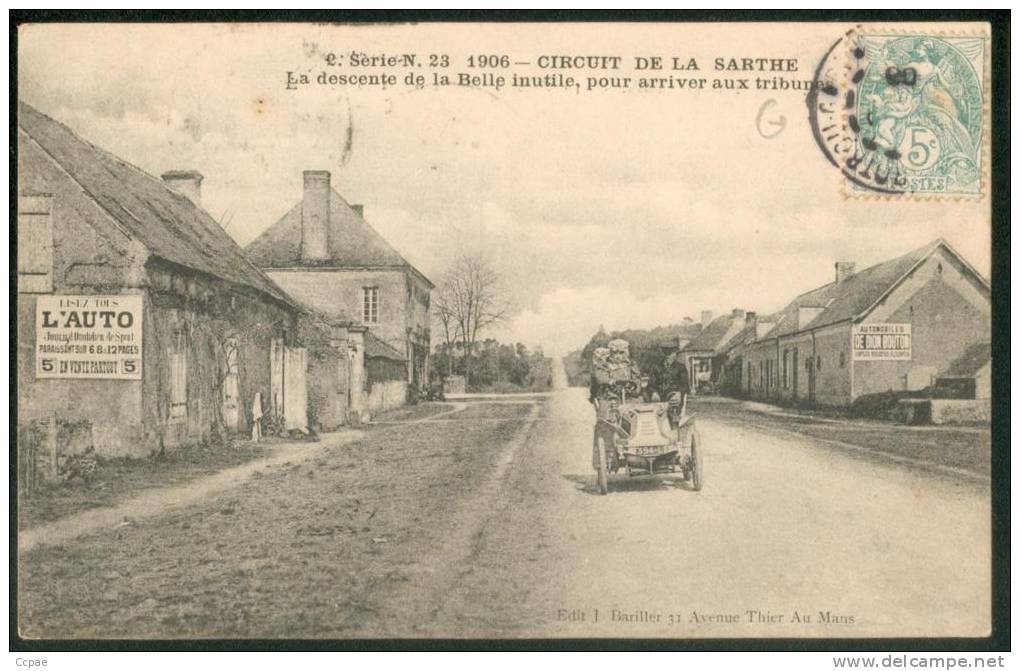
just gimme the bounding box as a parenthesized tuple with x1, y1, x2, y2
(680, 309, 747, 393)
(735, 239, 990, 407)
(245, 171, 432, 409)
(16, 103, 304, 457)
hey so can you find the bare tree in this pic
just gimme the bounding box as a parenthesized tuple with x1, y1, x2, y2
(433, 254, 511, 385)
(432, 289, 460, 375)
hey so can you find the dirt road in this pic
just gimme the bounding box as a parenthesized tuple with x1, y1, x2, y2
(496, 388, 991, 638)
(18, 386, 990, 639)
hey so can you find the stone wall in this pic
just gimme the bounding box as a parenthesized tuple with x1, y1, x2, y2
(896, 398, 990, 425)
(367, 380, 407, 414)
(930, 399, 991, 425)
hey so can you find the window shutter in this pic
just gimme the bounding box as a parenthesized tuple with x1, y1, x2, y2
(18, 195, 54, 293)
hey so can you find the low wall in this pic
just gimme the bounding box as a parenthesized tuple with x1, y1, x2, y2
(306, 348, 348, 433)
(896, 398, 990, 425)
(368, 380, 407, 414)
(930, 399, 991, 425)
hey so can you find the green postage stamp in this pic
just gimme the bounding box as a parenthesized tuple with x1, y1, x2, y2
(851, 31, 988, 197)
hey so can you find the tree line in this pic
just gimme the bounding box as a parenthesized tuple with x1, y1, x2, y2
(563, 322, 704, 387)
(433, 339, 552, 393)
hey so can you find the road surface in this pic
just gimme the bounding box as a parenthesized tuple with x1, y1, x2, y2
(18, 371, 990, 639)
(498, 387, 990, 638)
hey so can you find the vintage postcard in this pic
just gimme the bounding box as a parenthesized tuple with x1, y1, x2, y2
(14, 18, 999, 643)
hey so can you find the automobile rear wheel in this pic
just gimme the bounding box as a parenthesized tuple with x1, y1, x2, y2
(690, 428, 703, 492)
(595, 434, 610, 495)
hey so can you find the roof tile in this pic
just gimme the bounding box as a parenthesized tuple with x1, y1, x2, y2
(245, 188, 432, 287)
(762, 239, 966, 339)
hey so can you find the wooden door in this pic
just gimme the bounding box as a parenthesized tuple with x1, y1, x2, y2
(222, 338, 240, 432)
(283, 346, 308, 431)
(270, 338, 284, 422)
(792, 348, 799, 398)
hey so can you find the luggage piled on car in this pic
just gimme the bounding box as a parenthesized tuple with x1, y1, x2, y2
(606, 339, 638, 382)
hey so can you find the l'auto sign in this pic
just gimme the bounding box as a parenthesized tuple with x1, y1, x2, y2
(36, 295, 143, 379)
(852, 323, 912, 361)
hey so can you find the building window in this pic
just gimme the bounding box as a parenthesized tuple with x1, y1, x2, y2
(782, 349, 790, 389)
(816, 355, 822, 371)
(363, 286, 379, 324)
(839, 351, 846, 368)
(18, 195, 54, 293)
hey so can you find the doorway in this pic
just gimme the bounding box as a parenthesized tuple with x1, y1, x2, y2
(792, 348, 799, 399)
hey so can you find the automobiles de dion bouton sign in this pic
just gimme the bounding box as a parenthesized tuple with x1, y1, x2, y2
(35, 295, 143, 379)
(851, 323, 912, 361)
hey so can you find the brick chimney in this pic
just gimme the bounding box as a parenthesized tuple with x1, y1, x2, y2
(350, 204, 364, 218)
(835, 261, 857, 283)
(301, 170, 331, 261)
(701, 310, 713, 328)
(731, 308, 745, 318)
(161, 170, 203, 206)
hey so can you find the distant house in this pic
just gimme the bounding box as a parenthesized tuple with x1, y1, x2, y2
(681, 309, 748, 393)
(716, 310, 777, 396)
(736, 239, 990, 407)
(245, 171, 433, 410)
(16, 103, 303, 456)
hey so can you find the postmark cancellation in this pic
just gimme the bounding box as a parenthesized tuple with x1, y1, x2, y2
(810, 26, 989, 199)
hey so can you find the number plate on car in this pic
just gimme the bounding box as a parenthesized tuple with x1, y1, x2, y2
(632, 446, 664, 456)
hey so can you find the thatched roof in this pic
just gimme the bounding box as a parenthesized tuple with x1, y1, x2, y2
(18, 102, 296, 309)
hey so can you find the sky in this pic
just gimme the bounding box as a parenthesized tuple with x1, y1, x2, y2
(18, 23, 991, 355)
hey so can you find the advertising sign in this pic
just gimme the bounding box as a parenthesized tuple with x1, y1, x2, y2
(36, 295, 143, 379)
(852, 323, 912, 361)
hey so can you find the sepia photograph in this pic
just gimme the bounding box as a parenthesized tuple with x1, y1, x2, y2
(11, 13, 1007, 649)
